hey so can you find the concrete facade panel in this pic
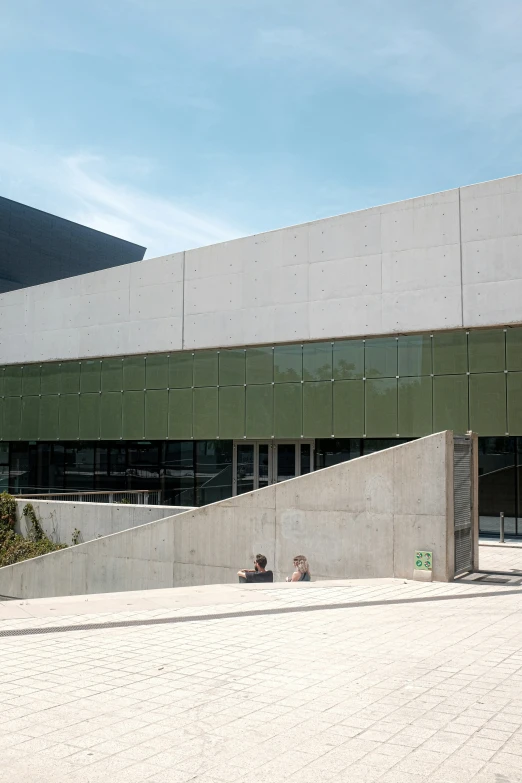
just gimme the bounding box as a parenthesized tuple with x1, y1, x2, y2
(382, 285, 462, 333)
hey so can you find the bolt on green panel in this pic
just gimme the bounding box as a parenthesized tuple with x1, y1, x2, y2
(146, 354, 169, 390)
(398, 377, 433, 436)
(398, 335, 432, 377)
(4, 397, 21, 440)
(39, 396, 59, 440)
(101, 358, 123, 392)
(246, 347, 273, 385)
(219, 350, 246, 386)
(433, 375, 469, 433)
(145, 389, 168, 439)
(365, 338, 397, 379)
(468, 329, 505, 373)
(4, 365, 22, 397)
(193, 387, 218, 439)
(274, 345, 302, 383)
(246, 385, 273, 438)
(123, 356, 146, 391)
(507, 373, 522, 435)
(0, 398, 4, 439)
(506, 328, 522, 371)
(100, 392, 123, 440)
(303, 382, 332, 437)
(219, 386, 245, 439)
(80, 360, 101, 393)
(21, 396, 40, 440)
(22, 365, 41, 397)
(59, 394, 80, 440)
(168, 389, 193, 439)
(433, 331, 468, 375)
(303, 343, 333, 382)
(169, 352, 193, 388)
(193, 351, 218, 388)
(79, 394, 101, 440)
(60, 362, 80, 394)
(333, 380, 364, 436)
(469, 373, 507, 435)
(40, 363, 61, 395)
(122, 391, 145, 439)
(274, 383, 302, 438)
(333, 340, 364, 380)
(365, 378, 397, 436)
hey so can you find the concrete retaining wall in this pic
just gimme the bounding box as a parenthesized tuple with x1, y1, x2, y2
(0, 432, 462, 598)
(14, 500, 193, 545)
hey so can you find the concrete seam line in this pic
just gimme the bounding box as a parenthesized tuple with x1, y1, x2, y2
(1, 587, 521, 638)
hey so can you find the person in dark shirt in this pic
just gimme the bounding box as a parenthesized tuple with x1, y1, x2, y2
(238, 554, 273, 583)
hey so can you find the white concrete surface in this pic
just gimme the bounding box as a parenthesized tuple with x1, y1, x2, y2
(13, 499, 193, 545)
(0, 566, 521, 783)
(1, 174, 522, 364)
(0, 432, 464, 598)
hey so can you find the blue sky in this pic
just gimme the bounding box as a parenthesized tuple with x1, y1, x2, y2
(1, 0, 522, 257)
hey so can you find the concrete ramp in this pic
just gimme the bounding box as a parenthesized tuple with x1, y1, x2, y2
(0, 432, 477, 598)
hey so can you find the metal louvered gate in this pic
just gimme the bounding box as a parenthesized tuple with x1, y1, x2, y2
(454, 435, 473, 575)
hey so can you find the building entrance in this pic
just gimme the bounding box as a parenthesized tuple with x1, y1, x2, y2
(232, 441, 314, 496)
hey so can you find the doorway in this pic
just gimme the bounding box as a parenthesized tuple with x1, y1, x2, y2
(232, 440, 314, 495)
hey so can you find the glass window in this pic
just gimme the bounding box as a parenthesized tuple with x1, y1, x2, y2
(195, 441, 233, 506)
(315, 439, 361, 470)
(127, 442, 160, 492)
(0, 444, 9, 465)
(36, 443, 65, 493)
(479, 437, 516, 536)
(236, 444, 254, 495)
(64, 445, 95, 491)
(163, 442, 195, 506)
(363, 438, 411, 455)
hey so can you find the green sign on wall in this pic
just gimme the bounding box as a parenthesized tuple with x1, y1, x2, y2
(415, 551, 433, 571)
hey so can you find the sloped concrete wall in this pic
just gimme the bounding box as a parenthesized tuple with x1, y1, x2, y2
(14, 500, 194, 545)
(0, 432, 456, 598)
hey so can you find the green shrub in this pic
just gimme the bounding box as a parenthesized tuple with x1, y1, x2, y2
(0, 494, 66, 567)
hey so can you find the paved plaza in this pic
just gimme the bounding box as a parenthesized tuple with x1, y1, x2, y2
(0, 547, 521, 782)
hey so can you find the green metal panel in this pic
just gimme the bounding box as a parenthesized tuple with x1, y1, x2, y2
(506, 328, 522, 371)
(274, 345, 302, 383)
(507, 373, 522, 435)
(61, 362, 80, 394)
(22, 365, 41, 397)
(193, 351, 218, 387)
(100, 392, 123, 440)
(168, 389, 193, 439)
(246, 385, 273, 438)
(101, 358, 123, 392)
(39, 395, 59, 440)
(40, 363, 61, 395)
(219, 386, 245, 439)
(122, 391, 145, 439)
(79, 394, 100, 440)
(398, 335, 432, 377)
(398, 377, 432, 436)
(80, 360, 101, 393)
(246, 347, 273, 385)
(303, 343, 332, 382)
(59, 394, 80, 440)
(0, 368, 4, 397)
(333, 380, 364, 436)
(4, 365, 22, 397)
(146, 354, 169, 390)
(145, 389, 168, 439)
(365, 378, 397, 437)
(219, 349, 245, 386)
(365, 338, 397, 379)
(303, 382, 332, 437)
(468, 329, 505, 373)
(432, 331, 467, 375)
(193, 387, 218, 439)
(169, 352, 193, 388)
(123, 356, 146, 391)
(4, 397, 21, 440)
(21, 396, 40, 440)
(333, 340, 364, 380)
(469, 373, 506, 435)
(0, 398, 4, 439)
(274, 383, 302, 438)
(433, 375, 469, 433)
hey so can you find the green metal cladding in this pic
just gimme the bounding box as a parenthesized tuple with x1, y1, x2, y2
(0, 326, 520, 441)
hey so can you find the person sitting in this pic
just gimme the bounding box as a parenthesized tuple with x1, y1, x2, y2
(238, 554, 273, 583)
(286, 555, 311, 582)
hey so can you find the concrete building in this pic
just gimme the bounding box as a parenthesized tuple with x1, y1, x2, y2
(0, 174, 521, 538)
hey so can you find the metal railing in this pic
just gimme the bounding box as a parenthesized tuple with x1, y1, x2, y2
(15, 490, 162, 505)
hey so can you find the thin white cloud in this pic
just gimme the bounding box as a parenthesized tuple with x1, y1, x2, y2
(0, 144, 246, 258)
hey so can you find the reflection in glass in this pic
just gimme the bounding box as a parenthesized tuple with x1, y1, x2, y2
(277, 443, 296, 483)
(258, 444, 270, 489)
(196, 441, 233, 505)
(164, 442, 195, 506)
(236, 444, 254, 495)
(479, 437, 517, 536)
(300, 444, 311, 474)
